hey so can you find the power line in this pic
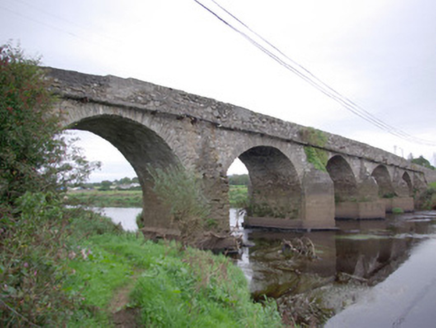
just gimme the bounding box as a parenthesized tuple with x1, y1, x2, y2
(0, 2, 121, 55)
(194, 0, 436, 147)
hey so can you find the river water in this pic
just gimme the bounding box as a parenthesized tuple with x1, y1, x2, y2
(100, 207, 436, 327)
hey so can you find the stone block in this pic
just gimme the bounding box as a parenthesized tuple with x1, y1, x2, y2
(335, 201, 385, 220)
(382, 197, 414, 213)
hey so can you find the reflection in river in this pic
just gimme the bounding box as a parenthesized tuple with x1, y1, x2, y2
(101, 207, 436, 326)
(230, 209, 436, 326)
(97, 207, 141, 231)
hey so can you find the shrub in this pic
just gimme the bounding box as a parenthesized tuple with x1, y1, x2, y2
(147, 165, 211, 241)
(0, 43, 97, 326)
(300, 127, 328, 172)
(392, 207, 404, 214)
(0, 192, 83, 326)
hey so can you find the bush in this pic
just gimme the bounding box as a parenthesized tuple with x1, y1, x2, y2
(416, 188, 436, 210)
(0, 43, 97, 326)
(392, 207, 404, 214)
(147, 165, 211, 241)
(0, 192, 83, 326)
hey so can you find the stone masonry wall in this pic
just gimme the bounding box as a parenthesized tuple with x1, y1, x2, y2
(44, 67, 425, 176)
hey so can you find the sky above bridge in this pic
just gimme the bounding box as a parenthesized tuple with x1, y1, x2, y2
(1, 0, 435, 181)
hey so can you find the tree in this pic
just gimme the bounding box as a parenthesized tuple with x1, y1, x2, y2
(411, 155, 435, 170)
(100, 180, 113, 190)
(0, 43, 98, 326)
(228, 174, 250, 186)
(119, 176, 132, 185)
(0, 43, 97, 205)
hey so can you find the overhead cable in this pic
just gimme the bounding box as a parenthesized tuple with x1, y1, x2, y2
(194, 0, 436, 147)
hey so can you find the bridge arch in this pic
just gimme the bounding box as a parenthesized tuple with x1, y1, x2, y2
(402, 172, 413, 196)
(372, 165, 396, 198)
(229, 145, 302, 219)
(62, 102, 183, 230)
(326, 155, 358, 202)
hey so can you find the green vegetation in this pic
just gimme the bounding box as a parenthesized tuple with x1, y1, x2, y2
(147, 165, 212, 240)
(300, 127, 329, 172)
(0, 43, 96, 325)
(410, 155, 435, 170)
(228, 174, 249, 186)
(415, 182, 436, 210)
(67, 182, 250, 210)
(229, 185, 248, 207)
(64, 213, 283, 327)
(66, 190, 143, 207)
(417, 187, 436, 210)
(392, 207, 405, 214)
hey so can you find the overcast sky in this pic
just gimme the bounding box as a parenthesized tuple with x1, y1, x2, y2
(1, 0, 435, 181)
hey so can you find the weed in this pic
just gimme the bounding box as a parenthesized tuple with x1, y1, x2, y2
(392, 207, 404, 214)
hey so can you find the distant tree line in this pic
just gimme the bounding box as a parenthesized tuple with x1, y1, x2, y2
(71, 176, 140, 191)
(228, 174, 249, 185)
(410, 155, 435, 170)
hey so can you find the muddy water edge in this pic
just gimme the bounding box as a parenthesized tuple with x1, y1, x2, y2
(230, 209, 436, 326)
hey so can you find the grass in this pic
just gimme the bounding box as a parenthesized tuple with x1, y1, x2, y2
(63, 211, 283, 327)
(68, 186, 249, 209)
(66, 190, 143, 207)
(429, 181, 436, 189)
(229, 185, 248, 207)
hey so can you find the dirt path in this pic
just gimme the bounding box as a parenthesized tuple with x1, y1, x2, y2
(109, 274, 140, 328)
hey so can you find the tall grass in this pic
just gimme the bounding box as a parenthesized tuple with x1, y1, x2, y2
(229, 185, 248, 208)
(64, 219, 283, 327)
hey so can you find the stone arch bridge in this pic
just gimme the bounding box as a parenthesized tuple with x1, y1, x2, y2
(46, 67, 429, 233)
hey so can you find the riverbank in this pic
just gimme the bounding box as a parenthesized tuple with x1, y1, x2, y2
(64, 209, 283, 327)
(66, 185, 248, 208)
(66, 190, 143, 207)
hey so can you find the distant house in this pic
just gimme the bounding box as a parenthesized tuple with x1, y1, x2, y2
(68, 186, 84, 191)
(118, 183, 140, 190)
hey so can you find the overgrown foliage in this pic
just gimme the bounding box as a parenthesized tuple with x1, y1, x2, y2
(66, 190, 143, 208)
(300, 127, 328, 172)
(229, 184, 248, 207)
(60, 218, 283, 327)
(0, 44, 97, 205)
(228, 173, 249, 186)
(0, 43, 97, 326)
(411, 155, 435, 170)
(416, 187, 436, 210)
(147, 165, 211, 239)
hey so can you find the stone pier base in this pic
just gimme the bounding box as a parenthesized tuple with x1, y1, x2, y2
(335, 201, 385, 220)
(382, 197, 414, 213)
(243, 217, 337, 231)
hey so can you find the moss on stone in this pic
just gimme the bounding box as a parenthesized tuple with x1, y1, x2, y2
(300, 127, 329, 172)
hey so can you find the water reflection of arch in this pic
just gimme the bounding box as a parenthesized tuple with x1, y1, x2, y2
(326, 155, 358, 202)
(224, 142, 303, 219)
(62, 102, 182, 230)
(372, 165, 396, 198)
(334, 219, 433, 283)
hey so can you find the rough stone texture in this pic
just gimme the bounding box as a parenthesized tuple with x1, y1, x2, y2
(335, 201, 385, 220)
(382, 197, 415, 213)
(44, 67, 430, 231)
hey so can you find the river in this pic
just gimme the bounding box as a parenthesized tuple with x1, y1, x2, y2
(99, 207, 436, 327)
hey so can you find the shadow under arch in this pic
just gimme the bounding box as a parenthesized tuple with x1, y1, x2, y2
(372, 165, 396, 198)
(68, 114, 181, 230)
(326, 155, 358, 202)
(236, 146, 302, 219)
(402, 172, 413, 196)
